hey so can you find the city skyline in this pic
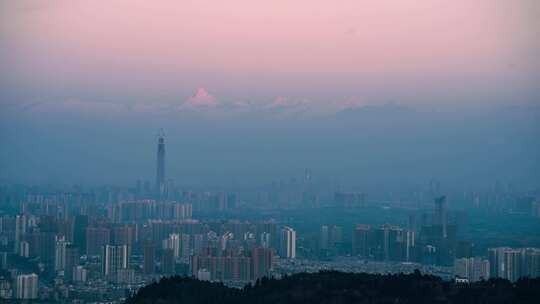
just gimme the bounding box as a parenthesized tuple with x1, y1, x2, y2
(0, 123, 539, 302)
(0, 1, 539, 303)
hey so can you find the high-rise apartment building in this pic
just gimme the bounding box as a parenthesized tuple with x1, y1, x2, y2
(73, 266, 87, 284)
(191, 253, 252, 282)
(64, 245, 80, 282)
(252, 247, 274, 280)
(488, 247, 540, 282)
(73, 215, 88, 254)
(523, 248, 540, 278)
(279, 227, 296, 259)
(373, 224, 403, 261)
(434, 196, 448, 238)
(54, 236, 69, 271)
(14, 215, 27, 254)
(320, 225, 329, 250)
(164, 233, 181, 259)
(143, 242, 156, 275)
(260, 232, 271, 249)
(86, 227, 110, 256)
(330, 225, 343, 246)
(352, 224, 371, 257)
(454, 257, 490, 282)
(102, 245, 129, 281)
(15, 273, 38, 300)
(161, 248, 175, 274)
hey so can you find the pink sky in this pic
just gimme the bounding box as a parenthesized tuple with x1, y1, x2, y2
(1, 0, 538, 110)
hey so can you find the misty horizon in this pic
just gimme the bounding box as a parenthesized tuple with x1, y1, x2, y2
(1, 100, 539, 189)
(2, 1, 539, 189)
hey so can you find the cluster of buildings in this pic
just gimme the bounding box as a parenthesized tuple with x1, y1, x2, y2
(487, 247, 540, 282)
(351, 224, 416, 262)
(191, 246, 274, 282)
(350, 196, 460, 265)
(319, 225, 343, 251)
(453, 257, 490, 282)
(0, 135, 298, 302)
(453, 247, 540, 283)
(1, 273, 39, 300)
(463, 182, 540, 218)
(0, 134, 539, 303)
(0, 207, 299, 301)
(347, 196, 540, 283)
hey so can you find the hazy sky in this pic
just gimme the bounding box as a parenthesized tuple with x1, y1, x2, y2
(0, 1, 539, 187)
(1, 0, 539, 110)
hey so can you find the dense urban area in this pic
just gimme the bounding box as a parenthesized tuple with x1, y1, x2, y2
(2, 1, 539, 303)
(0, 135, 539, 303)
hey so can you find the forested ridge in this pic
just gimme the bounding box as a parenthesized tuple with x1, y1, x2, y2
(127, 270, 540, 304)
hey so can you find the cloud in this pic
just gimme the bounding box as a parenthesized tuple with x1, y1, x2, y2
(178, 88, 218, 111)
(221, 100, 255, 114)
(6, 93, 371, 121)
(258, 96, 313, 119)
(338, 97, 368, 111)
(266, 96, 310, 110)
(19, 99, 125, 114)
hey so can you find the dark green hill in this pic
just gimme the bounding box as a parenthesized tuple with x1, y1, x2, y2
(127, 271, 540, 304)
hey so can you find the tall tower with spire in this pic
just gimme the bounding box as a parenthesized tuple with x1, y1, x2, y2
(156, 129, 166, 199)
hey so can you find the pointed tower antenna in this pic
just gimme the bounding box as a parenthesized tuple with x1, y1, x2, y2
(157, 128, 165, 138)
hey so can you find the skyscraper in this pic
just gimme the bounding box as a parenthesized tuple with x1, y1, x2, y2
(86, 227, 110, 256)
(330, 225, 343, 246)
(352, 224, 371, 257)
(320, 225, 329, 250)
(64, 245, 80, 282)
(161, 248, 175, 274)
(454, 257, 490, 282)
(252, 247, 274, 280)
(143, 242, 156, 275)
(15, 273, 38, 300)
(523, 248, 540, 278)
(405, 230, 415, 262)
(488, 247, 506, 278)
(504, 249, 523, 282)
(54, 236, 68, 271)
(434, 196, 448, 238)
(260, 232, 271, 249)
(164, 233, 181, 259)
(14, 214, 27, 254)
(279, 227, 296, 259)
(373, 224, 403, 261)
(102, 245, 129, 281)
(156, 130, 166, 200)
(73, 215, 88, 254)
(487, 247, 531, 282)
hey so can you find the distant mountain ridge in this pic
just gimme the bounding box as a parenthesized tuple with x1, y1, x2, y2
(126, 271, 540, 304)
